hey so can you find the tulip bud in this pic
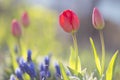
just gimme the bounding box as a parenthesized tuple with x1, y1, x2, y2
(92, 7, 104, 30)
(59, 10, 80, 33)
(11, 19, 22, 38)
(21, 11, 30, 27)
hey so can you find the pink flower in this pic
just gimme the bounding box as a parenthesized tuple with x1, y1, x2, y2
(92, 7, 104, 30)
(21, 11, 30, 27)
(59, 10, 80, 33)
(11, 19, 22, 37)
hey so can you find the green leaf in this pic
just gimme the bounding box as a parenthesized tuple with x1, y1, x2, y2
(78, 73, 83, 80)
(77, 56, 81, 73)
(68, 66, 83, 79)
(67, 66, 78, 76)
(59, 62, 69, 80)
(69, 47, 81, 73)
(69, 47, 76, 70)
(23, 73, 31, 80)
(106, 50, 119, 80)
(89, 37, 102, 76)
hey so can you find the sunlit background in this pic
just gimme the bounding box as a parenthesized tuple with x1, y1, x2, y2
(0, 0, 120, 79)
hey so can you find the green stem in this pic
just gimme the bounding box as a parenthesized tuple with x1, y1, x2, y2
(17, 37, 22, 56)
(99, 30, 105, 75)
(72, 33, 78, 71)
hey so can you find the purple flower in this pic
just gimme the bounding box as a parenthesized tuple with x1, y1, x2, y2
(27, 49, 32, 62)
(18, 57, 26, 73)
(40, 71, 46, 80)
(40, 63, 44, 71)
(39, 56, 51, 79)
(29, 62, 36, 78)
(44, 56, 50, 66)
(55, 63, 61, 78)
(10, 74, 16, 80)
(15, 68, 23, 80)
(23, 62, 36, 79)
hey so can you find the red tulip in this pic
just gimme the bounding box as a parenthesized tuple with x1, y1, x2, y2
(11, 19, 22, 37)
(21, 11, 30, 27)
(92, 7, 104, 30)
(59, 10, 80, 33)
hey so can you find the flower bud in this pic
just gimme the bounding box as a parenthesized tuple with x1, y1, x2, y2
(21, 11, 30, 27)
(59, 10, 80, 33)
(11, 19, 22, 38)
(92, 7, 104, 30)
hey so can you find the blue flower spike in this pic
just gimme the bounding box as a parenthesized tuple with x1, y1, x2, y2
(18, 57, 26, 73)
(29, 62, 36, 78)
(40, 63, 44, 71)
(15, 68, 23, 80)
(44, 56, 50, 72)
(44, 56, 50, 66)
(55, 63, 61, 78)
(27, 49, 32, 62)
(10, 74, 16, 80)
(40, 71, 46, 80)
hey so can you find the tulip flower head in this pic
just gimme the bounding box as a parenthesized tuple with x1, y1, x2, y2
(92, 7, 104, 30)
(59, 10, 80, 33)
(11, 19, 22, 38)
(21, 11, 30, 27)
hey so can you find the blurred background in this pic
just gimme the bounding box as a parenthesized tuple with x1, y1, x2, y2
(0, 0, 120, 79)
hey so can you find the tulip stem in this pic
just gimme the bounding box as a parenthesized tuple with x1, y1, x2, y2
(17, 37, 22, 56)
(72, 33, 78, 71)
(99, 30, 105, 75)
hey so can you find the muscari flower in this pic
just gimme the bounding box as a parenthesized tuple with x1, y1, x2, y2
(27, 49, 32, 62)
(18, 57, 26, 73)
(55, 63, 61, 78)
(10, 51, 54, 80)
(17, 50, 36, 79)
(44, 56, 50, 66)
(44, 56, 50, 71)
(26, 50, 36, 79)
(40, 70, 46, 80)
(92, 7, 104, 30)
(39, 56, 51, 80)
(15, 68, 23, 80)
(10, 74, 16, 80)
(59, 9, 80, 33)
(21, 11, 30, 27)
(40, 63, 44, 71)
(11, 19, 22, 38)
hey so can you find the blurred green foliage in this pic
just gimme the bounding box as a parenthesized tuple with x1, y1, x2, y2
(1, 6, 62, 56)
